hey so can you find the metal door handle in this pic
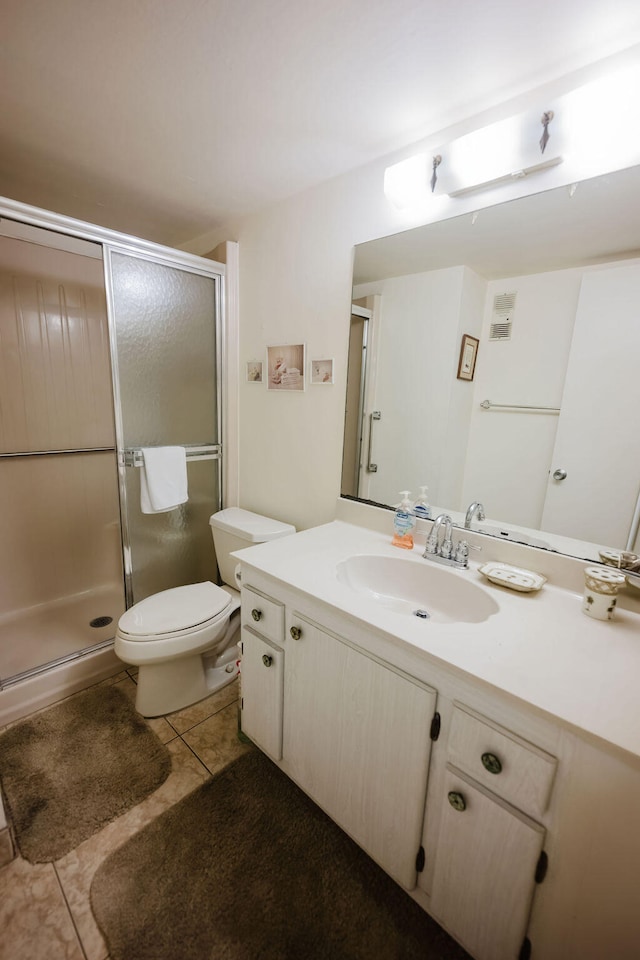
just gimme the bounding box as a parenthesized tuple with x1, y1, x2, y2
(367, 411, 381, 473)
(552, 468, 567, 481)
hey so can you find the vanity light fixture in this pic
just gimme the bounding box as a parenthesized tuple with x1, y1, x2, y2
(447, 155, 563, 198)
(384, 61, 640, 212)
(560, 62, 640, 179)
(383, 153, 445, 209)
(445, 109, 564, 198)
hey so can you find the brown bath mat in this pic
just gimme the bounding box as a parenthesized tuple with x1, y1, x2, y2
(0, 684, 171, 862)
(90, 750, 470, 960)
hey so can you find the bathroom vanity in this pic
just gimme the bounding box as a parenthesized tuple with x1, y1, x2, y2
(235, 516, 640, 960)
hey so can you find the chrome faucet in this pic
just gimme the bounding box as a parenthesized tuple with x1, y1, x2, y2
(424, 513, 453, 557)
(464, 501, 486, 529)
(424, 514, 470, 569)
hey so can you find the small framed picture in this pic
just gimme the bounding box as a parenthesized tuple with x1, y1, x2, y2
(311, 358, 334, 385)
(246, 361, 263, 383)
(267, 344, 305, 391)
(457, 334, 479, 381)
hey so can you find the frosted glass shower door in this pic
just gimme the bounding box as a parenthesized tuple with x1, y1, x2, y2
(108, 252, 222, 604)
(0, 233, 125, 683)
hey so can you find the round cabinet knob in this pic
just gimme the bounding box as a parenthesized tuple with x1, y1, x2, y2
(552, 468, 567, 481)
(262, 654, 273, 668)
(448, 791, 466, 812)
(481, 752, 503, 775)
(251, 609, 262, 622)
(290, 625, 302, 641)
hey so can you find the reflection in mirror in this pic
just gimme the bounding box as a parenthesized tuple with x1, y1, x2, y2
(342, 166, 640, 562)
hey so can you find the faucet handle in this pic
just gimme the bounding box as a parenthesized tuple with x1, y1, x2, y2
(425, 532, 439, 555)
(455, 540, 470, 565)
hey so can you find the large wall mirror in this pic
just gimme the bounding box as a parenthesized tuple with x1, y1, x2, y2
(342, 164, 640, 562)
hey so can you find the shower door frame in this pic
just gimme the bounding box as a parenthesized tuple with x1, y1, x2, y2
(0, 194, 227, 613)
(102, 245, 224, 606)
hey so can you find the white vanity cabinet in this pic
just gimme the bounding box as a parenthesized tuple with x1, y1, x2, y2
(281, 612, 437, 890)
(239, 574, 561, 959)
(428, 705, 557, 960)
(235, 519, 640, 960)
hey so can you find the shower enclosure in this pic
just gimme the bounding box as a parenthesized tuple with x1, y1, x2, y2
(0, 206, 225, 700)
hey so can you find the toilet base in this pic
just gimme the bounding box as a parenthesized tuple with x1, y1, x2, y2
(134, 643, 240, 718)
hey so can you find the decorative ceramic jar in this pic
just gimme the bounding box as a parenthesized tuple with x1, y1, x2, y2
(582, 565, 627, 620)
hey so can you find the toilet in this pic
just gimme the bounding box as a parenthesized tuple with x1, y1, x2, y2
(114, 508, 295, 717)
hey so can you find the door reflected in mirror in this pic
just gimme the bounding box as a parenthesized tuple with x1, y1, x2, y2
(342, 165, 640, 562)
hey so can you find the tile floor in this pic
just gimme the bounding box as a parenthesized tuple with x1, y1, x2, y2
(0, 671, 252, 960)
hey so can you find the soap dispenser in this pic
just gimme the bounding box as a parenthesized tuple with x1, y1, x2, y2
(392, 492, 416, 550)
(413, 485, 432, 520)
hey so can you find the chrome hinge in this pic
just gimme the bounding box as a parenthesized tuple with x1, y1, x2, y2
(430, 712, 441, 741)
(535, 850, 548, 884)
(415, 846, 425, 873)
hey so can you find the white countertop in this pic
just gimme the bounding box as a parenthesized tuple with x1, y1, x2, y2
(235, 520, 640, 760)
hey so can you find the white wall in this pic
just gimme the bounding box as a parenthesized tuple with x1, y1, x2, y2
(183, 49, 640, 532)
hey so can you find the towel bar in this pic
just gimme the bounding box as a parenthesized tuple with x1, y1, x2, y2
(122, 444, 221, 468)
(480, 400, 560, 414)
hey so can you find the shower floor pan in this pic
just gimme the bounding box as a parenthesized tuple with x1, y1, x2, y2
(0, 585, 125, 685)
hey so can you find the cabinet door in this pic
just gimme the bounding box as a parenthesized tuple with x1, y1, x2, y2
(240, 627, 284, 761)
(431, 765, 545, 960)
(283, 614, 436, 890)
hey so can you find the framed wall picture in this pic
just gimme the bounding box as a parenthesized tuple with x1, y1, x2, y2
(457, 334, 479, 381)
(246, 361, 263, 383)
(311, 358, 334, 384)
(267, 344, 305, 391)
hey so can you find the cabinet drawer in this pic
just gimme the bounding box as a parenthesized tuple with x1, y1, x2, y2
(448, 703, 557, 819)
(241, 585, 285, 644)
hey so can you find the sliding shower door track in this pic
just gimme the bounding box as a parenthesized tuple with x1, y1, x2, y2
(0, 447, 116, 459)
(0, 638, 115, 689)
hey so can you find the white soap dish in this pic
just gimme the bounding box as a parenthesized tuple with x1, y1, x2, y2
(478, 562, 546, 593)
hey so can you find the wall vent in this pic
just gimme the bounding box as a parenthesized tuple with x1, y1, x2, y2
(489, 291, 516, 340)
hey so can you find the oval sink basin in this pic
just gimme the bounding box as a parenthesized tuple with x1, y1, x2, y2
(336, 555, 499, 623)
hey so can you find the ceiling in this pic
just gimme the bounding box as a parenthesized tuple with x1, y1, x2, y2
(2, 0, 640, 247)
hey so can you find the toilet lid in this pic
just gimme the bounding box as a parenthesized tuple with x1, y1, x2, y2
(119, 582, 232, 637)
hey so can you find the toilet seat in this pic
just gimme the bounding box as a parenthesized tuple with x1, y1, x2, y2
(118, 582, 232, 641)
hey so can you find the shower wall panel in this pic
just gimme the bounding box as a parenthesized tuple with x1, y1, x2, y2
(0, 238, 114, 453)
(0, 452, 123, 614)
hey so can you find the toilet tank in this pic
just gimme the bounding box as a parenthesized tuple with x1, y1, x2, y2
(209, 508, 296, 586)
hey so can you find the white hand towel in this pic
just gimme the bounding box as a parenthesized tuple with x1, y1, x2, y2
(140, 447, 188, 514)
